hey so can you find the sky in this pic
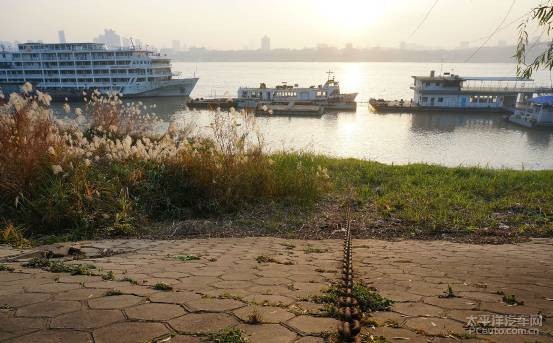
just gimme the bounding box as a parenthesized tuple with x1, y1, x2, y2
(0, 0, 544, 50)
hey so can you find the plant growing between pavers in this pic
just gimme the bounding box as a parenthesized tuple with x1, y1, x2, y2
(353, 283, 393, 312)
(105, 289, 122, 296)
(24, 257, 96, 275)
(102, 270, 115, 280)
(153, 282, 173, 291)
(502, 293, 524, 306)
(438, 284, 458, 298)
(0, 264, 14, 272)
(207, 327, 248, 343)
(174, 255, 200, 261)
(245, 308, 262, 324)
(304, 246, 329, 254)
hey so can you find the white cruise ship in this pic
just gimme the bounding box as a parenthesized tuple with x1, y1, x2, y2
(0, 42, 198, 99)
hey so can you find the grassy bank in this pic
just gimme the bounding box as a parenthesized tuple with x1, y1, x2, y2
(1, 85, 552, 245)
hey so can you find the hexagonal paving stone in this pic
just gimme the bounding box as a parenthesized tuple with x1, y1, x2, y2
(53, 288, 106, 301)
(295, 337, 325, 343)
(286, 315, 340, 335)
(404, 317, 466, 336)
(0, 313, 44, 335)
(0, 292, 50, 308)
(149, 290, 202, 304)
(7, 329, 93, 343)
(25, 282, 81, 293)
(185, 297, 245, 312)
(93, 322, 170, 343)
(233, 305, 295, 323)
(169, 313, 238, 334)
(166, 336, 201, 343)
(212, 280, 254, 289)
(51, 309, 124, 329)
(237, 323, 297, 343)
(392, 302, 445, 317)
(16, 300, 81, 317)
(125, 303, 186, 321)
(88, 294, 143, 309)
(363, 326, 427, 343)
(243, 294, 296, 306)
(220, 272, 258, 281)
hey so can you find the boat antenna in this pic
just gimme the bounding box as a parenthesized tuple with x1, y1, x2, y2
(326, 70, 334, 81)
(129, 37, 135, 50)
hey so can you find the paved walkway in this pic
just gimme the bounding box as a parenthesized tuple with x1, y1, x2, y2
(0, 238, 552, 343)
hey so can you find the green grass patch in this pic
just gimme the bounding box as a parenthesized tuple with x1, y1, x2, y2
(353, 283, 393, 312)
(0, 264, 14, 272)
(23, 258, 95, 275)
(174, 255, 200, 261)
(207, 327, 248, 343)
(101, 271, 115, 280)
(304, 246, 329, 254)
(502, 294, 524, 306)
(105, 289, 122, 296)
(153, 282, 173, 291)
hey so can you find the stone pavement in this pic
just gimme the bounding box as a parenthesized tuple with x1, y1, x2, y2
(0, 238, 552, 343)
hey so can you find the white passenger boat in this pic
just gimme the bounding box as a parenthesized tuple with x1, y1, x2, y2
(507, 95, 553, 128)
(236, 73, 357, 111)
(370, 70, 550, 113)
(0, 42, 198, 99)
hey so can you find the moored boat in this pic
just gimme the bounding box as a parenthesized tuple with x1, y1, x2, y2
(236, 72, 357, 111)
(507, 95, 553, 128)
(0, 42, 198, 100)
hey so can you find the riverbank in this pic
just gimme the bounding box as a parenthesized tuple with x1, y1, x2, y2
(1, 87, 552, 246)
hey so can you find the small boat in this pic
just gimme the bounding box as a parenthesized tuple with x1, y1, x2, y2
(186, 97, 237, 110)
(256, 103, 324, 116)
(236, 72, 357, 111)
(507, 95, 553, 128)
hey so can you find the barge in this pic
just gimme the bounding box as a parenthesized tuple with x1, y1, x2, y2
(236, 73, 357, 112)
(370, 71, 542, 114)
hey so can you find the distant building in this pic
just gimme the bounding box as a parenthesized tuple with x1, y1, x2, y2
(172, 40, 181, 52)
(345, 42, 353, 50)
(93, 29, 121, 48)
(399, 41, 406, 50)
(459, 41, 469, 49)
(261, 35, 271, 51)
(58, 30, 66, 44)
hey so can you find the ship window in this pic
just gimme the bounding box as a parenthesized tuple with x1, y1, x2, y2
(434, 83, 440, 87)
(424, 82, 430, 87)
(422, 97, 428, 102)
(437, 97, 443, 102)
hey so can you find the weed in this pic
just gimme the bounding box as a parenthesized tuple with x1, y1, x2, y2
(256, 255, 277, 263)
(102, 271, 115, 280)
(105, 289, 122, 296)
(207, 327, 248, 343)
(122, 277, 139, 285)
(23, 258, 95, 275)
(304, 246, 329, 254)
(0, 304, 12, 311)
(153, 282, 173, 291)
(1, 224, 31, 248)
(174, 255, 200, 262)
(353, 283, 393, 312)
(439, 284, 457, 298)
(0, 264, 14, 272)
(280, 243, 295, 250)
(502, 294, 524, 306)
(245, 309, 262, 324)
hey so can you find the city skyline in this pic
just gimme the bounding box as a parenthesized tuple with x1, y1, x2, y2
(0, 0, 542, 50)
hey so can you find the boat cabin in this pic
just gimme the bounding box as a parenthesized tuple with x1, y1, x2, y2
(411, 70, 534, 109)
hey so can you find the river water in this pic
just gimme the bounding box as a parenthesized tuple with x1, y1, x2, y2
(76, 62, 553, 169)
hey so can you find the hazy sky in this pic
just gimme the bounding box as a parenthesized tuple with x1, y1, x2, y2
(0, 0, 543, 49)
